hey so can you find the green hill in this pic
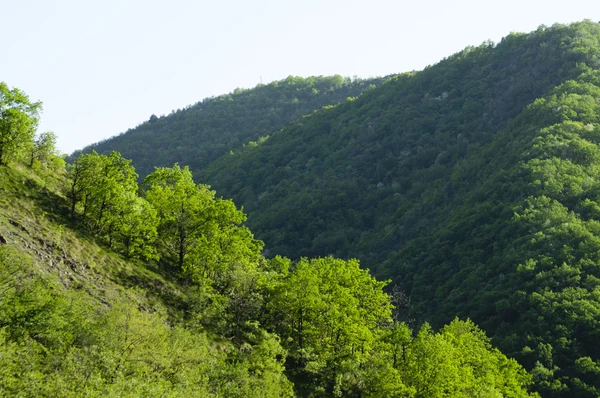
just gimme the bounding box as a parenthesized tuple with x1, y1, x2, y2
(71, 75, 387, 179)
(195, 21, 600, 396)
(0, 83, 536, 395)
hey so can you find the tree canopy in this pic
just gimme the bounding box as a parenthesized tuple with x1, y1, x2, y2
(0, 82, 41, 165)
(194, 21, 600, 396)
(71, 75, 386, 179)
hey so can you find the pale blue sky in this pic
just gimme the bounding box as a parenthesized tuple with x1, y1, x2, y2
(2, 0, 599, 154)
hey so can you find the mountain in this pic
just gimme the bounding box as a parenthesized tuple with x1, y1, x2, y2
(63, 20, 600, 396)
(0, 133, 535, 395)
(193, 21, 600, 396)
(71, 75, 387, 179)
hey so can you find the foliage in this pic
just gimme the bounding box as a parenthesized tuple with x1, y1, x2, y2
(0, 82, 42, 165)
(0, 155, 536, 396)
(0, 240, 535, 397)
(0, 246, 293, 397)
(71, 75, 387, 180)
(28, 131, 63, 171)
(143, 164, 262, 283)
(364, 319, 536, 398)
(8, 23, 588, 394)
(193, 21, 600, 396)
(67, 151, 158, 259)
(265, 257, 392, 395)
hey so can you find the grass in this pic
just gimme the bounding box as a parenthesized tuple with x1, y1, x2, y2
(0, 163, 187, 320)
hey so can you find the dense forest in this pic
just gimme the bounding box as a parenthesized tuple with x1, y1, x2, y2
(195, 21, 600, 397)
(71, 75, 387, 179)
(73, 20, 600, 397)
(0, 84, 536, 395)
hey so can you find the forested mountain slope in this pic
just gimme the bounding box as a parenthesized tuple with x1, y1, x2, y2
(73, 75, 386, 179)
(198, 21, 600, 396)
(1, 82, 536, 396)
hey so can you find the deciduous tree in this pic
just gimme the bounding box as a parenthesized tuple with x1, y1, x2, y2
(0, 82, 41, 165)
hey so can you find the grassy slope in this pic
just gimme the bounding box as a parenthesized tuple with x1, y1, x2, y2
(0, 164, 186, 317)
(0, 165, 295, 397)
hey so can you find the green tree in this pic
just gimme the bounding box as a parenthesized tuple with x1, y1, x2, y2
(67, 151, 138, 233)
(144, 164, 214, 272)
(266, 256, 392, 395)
(112, 192, 159, 259)
(67, 150, 103, 218)
(144, 164, 262, 283)
(0, 82, 41, 165)
(66, 151, 154, 255)
(29, 131, 59, 168)
(84, 151, 138, 235)
(374, 320, 537, 397)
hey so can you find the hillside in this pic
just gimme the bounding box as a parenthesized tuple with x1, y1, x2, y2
(0, 82, 536, 395)
(72, 75, 387, 179)
(0, 165, 298, 397)
(196, 21, 600, 396)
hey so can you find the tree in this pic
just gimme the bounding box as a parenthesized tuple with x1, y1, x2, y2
(67, 151, 138, 230)
(144, 164, 213, 272)
(66, 151, 148, 255)
(0, 83, 42, 165)
(67, 151, 103, 218)
(112, 192, 159, 259)
(387, 319, 537, 397)
(29, 131, 59, 168)
(144, 164, 262, 283)
(85, 152, 138, 234)
(266, 257, 392, 395)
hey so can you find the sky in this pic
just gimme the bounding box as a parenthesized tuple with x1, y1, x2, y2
(2, 0, 600, 154)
